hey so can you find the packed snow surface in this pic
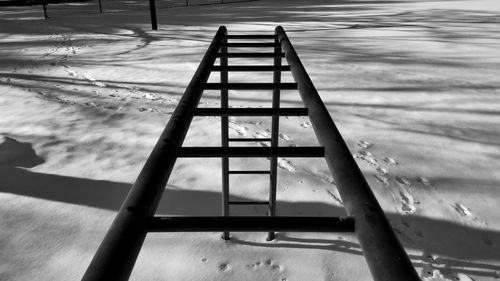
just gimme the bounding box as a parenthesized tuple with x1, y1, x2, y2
(1, 0, 500, 280)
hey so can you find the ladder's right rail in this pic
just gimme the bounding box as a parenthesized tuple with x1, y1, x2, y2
(275, 26, 420, 281)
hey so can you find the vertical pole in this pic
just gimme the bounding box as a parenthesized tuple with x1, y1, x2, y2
(149, 0, 158, 30)
(185, 0, 188, 6)
(220, 31, 230, 241)
(42, 2, 48, 19)
(98, 0, 102, 13)
(267, 36, 281, 241)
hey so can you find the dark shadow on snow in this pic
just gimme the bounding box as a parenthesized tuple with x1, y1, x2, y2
(0, 136, 499, 279)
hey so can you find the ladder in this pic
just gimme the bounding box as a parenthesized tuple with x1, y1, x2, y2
(218, 31, 301, 241)
(81, 26, 420, 281)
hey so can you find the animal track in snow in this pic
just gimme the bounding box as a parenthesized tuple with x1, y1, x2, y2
(325, 189, 343, 205)
(376, 167, 388, 175)
(300, 121, 312, 128)
(82, 74, 106, 87)
(453, 203, 472, 217)
(374, 174, 390, 186)
(306, 170, 335, 185)
(277, 158, 296, 172)
(248, 259, 285, 273)
(354, 150, 378, 166)
(228, 122, 247, 136)
(357, 140, 372, 149)
(395, 177, 412, 188)
(254, 131, 271, 138)
(279, 133, 292, 141)
(416, 176, 432, 186)
(218, 262, 231, 272)
(399, 188, 418, 214)
(67, 69, 77, 77)
(383, 157, 398, 165)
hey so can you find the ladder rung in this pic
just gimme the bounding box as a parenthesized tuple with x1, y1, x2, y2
(177, 146, 324, 158)
(216, 52, 285, 58)
(229, 201, 269, 205)
(211, 65, 291, 72)
(225, 35, 276, 39)
(228, 138, 272, 142)
(148, 216, 355, 232)
(222, 42, 280, 47)
(194, 108, 308, 116)
(205, 83, 297, 90)
(228, 170, 271, 174)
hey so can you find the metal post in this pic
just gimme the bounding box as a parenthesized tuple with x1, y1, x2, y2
(42, 2, 48, 19)
(185, 0, 188, 6)
(267, 37, 281, 241)
(98, 0, 102, 13)
(220, 33, 230, 241)
(149, 0, 158, 30)
(81, 26, 227, 281)
(275, 26, 420, 281)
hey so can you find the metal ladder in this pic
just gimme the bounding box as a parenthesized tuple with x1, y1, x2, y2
(81, 26, 420, 281)
(219, 32, 296, 241)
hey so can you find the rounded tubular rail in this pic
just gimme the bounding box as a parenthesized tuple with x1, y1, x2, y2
(81, 26, 227, 281)
(275, 26, 421, 281)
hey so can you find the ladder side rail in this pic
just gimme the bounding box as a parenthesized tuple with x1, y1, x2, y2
(267, 37, 282, 241)
(275, 26, 420, 281)
(81, 26, 228, 281)
(221, 34, 230, 241)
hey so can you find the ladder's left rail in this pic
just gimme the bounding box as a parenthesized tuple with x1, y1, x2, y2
(81, 26, 228, 281)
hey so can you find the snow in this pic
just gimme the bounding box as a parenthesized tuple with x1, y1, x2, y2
(1, 0, 500, 280)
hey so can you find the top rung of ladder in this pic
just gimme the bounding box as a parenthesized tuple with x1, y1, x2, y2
(225, 34, 277, 39)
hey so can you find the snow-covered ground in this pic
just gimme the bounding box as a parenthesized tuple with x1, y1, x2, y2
(1, 0, 500, 280)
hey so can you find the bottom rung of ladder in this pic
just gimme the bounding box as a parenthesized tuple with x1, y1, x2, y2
(229, 201, 269, 205)
(148, 216, 355, 232)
